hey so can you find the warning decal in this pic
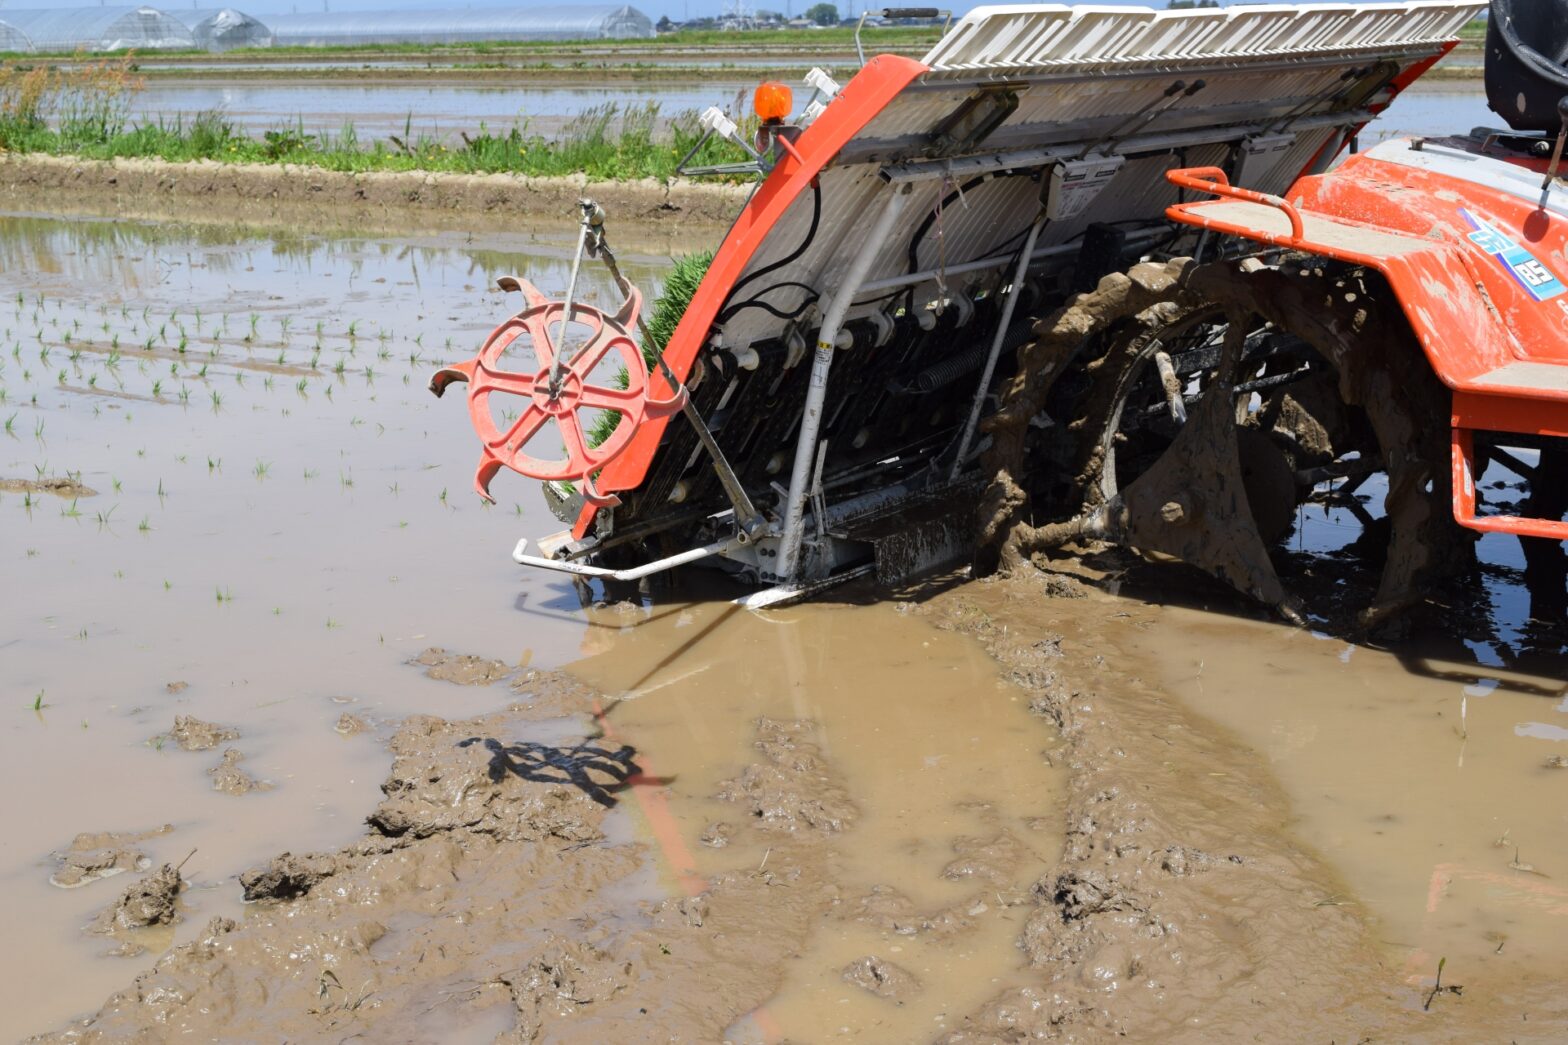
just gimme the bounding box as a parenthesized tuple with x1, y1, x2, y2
(1461, 209, 1566, 302)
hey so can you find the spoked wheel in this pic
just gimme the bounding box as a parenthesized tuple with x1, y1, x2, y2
(428, 277, 684, 507)
(982, 257, 1470, 627)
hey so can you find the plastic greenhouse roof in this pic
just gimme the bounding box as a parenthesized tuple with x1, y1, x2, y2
(268, 5, 655, 44)
(0, 19, 33, 52)
(168, 9, 269, 31)
(0, 7, 197, 51)
(168, 8, 274, 48)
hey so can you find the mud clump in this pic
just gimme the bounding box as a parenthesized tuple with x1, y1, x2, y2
(715, 717, 857, 832)
(841, 955, 921, 1001)
(334, 712, 367, 735)
(1045, 868, 1145, 920)
(164, 681, 188, 695)
(239, 851, 343, 902)
(0, 475, 96, 497)
(89, 864, 183, 934)
(411, 646, 510, 686)
(48, 826, 171, 889)
(155, 715, 238, 751)
(208, 748, 273, 795)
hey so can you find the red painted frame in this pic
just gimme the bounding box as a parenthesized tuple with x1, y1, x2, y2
(571, 54, 929, 539)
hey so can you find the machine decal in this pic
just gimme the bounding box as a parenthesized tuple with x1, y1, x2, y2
(1461, 209, 1566, 302)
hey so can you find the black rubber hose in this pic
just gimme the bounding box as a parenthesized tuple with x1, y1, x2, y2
(727, 179, 822, 302)
(716, 280, 820, 324)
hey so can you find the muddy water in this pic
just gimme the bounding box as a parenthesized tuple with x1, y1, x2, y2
(1121, 600, 1568, 1000)
(0, 211, 693, 1040)
(566, 595, 1065, 1042)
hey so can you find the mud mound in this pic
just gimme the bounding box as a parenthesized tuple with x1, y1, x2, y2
(44, 677, 852, 1042)
(154, 716, 238, 752)
(411, 647, 511, 686)
(89, 864, 183, 935)
(208, 749, 272, 795)
(841, 955, 921, 1001)
(0, 476, 96, 497)
(715, 717, 857, 832)
(0, 155, 749, 234)
(48, 827, 171, 890)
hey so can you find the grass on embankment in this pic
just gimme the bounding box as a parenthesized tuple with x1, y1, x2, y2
(0, 26, 942, 63)
(0, 57, 742, 182)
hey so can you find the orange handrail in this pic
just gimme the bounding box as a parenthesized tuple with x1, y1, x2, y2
(1166, 165, 1305, 241)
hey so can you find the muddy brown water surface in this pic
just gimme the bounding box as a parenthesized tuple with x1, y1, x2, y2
(0, 209, 1564, 1042)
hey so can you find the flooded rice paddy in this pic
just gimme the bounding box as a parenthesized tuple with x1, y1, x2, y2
(127, 79, 757, 140)
(0, 207, 1563, 1040)
(112, 77, 1491, 147)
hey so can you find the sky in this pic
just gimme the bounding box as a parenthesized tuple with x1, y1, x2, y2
(180, 0, 1248, 28)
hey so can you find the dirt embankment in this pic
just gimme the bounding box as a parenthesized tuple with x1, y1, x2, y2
(0, 154, 748, 232)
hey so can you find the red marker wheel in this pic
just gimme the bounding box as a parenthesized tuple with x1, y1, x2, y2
(429, 277, 681, 505)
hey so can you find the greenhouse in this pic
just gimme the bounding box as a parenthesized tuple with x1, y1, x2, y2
(0, 7, 196, 53)
(0, 19, 34, 53)
(170, 9, 274, 52)
(268, 5, 657, 47)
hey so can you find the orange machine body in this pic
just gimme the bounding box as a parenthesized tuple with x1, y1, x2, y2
(1167, 140, 1568, 540)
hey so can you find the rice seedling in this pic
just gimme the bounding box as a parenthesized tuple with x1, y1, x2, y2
(215, 586, 233, 604)
(253, 459, 270, 479)
(137, 516, 150, 532)
(60, 498, 81, 518)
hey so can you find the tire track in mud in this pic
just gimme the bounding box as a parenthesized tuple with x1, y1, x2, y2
(919, 568, 1567, 1043)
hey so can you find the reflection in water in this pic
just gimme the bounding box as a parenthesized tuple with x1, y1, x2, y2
(567, 593, 1067, 1042)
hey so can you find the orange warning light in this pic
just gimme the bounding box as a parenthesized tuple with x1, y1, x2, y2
(753, 81, 793, 123)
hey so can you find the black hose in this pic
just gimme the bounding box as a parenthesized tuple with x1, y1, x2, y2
(727, 179, 822, 302)
(716, 280, 819, 324)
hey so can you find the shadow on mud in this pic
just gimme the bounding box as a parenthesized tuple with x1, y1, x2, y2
(457, 736, 659, 807)
(1061, 532, 1566, 697)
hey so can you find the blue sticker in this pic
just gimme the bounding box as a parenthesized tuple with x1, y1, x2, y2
(1461, 209, 1566, 302)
